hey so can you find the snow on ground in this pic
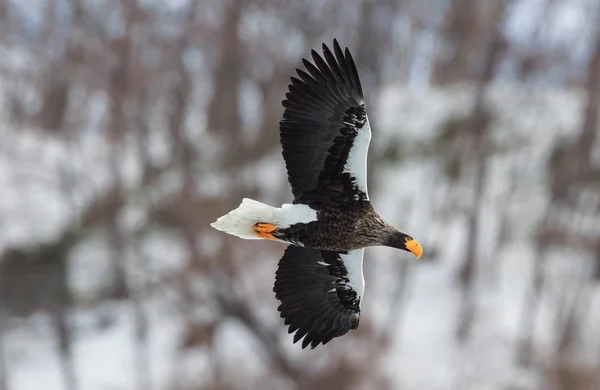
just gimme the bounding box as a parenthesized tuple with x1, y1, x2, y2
(0, 84, 593, 389)
(5, 301, 183, 390)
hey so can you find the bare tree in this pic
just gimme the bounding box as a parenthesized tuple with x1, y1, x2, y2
(3, 1, 600, 389)
(206, 0, 243, 139)
(455, 0, 507, 341)
(518, 10, 600, 371)
(432, 0, 481, 85)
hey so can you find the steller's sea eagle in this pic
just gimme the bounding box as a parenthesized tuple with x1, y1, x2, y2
(211, 39, 422, 349)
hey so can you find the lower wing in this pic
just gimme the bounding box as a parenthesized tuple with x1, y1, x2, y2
(273, 246, 365, 349)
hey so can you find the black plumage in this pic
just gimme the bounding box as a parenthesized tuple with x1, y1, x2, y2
(280, 40, 368, 208)
(274, 203, 383, 252)
(273, 246, 362, 349)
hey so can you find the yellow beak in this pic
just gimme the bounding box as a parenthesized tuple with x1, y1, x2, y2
(405, 239, 422, 259)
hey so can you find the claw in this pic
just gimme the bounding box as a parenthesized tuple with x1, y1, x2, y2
(253, 223, 277, 239)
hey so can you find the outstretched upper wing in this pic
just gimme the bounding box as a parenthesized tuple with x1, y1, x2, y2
(273, 245, 365, 349)
(280, 39, 371, 208)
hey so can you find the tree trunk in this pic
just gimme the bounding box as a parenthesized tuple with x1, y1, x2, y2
(0, 310, 7, 390)
(455, 0, 507, 341)
(517, 244, 547, 367)
(432, 0, 479, 85)
(575, 30, 600, 155)
(52, 305, 78, 390)
(206, 0, 243, 138)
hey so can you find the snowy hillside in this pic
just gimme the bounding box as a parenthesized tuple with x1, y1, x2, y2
(1, 83, 597, 390)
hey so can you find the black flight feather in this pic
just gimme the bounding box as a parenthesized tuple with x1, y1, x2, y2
(273, 246, 362, 349)
(280, 40, 369, 208)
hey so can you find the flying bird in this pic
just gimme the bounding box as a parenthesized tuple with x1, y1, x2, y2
(211, 39, 422, 349)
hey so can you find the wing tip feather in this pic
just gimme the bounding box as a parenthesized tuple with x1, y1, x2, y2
(274, 247, 363, 349)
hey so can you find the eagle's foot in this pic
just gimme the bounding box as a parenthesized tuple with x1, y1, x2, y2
(253, 222, 277, 239)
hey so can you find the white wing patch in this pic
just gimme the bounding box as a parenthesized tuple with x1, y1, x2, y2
(343, 117, 371, 199)
(278, 203, 318, 228)
(340, 248, 366, 300)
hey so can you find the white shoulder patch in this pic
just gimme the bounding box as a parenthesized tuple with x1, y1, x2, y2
(343, 117, 371, 199)
(278, 203, 318, 229)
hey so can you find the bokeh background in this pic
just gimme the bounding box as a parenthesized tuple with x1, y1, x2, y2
(1, 0, 600, 389)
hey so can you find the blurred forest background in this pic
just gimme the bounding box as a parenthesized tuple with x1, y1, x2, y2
(1, 0, 600, 389)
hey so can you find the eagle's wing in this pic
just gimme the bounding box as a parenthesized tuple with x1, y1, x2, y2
(273, 246, 365, 349)
(280, 39, 371, 208)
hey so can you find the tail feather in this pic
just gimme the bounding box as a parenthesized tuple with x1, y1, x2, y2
(211, 198, 318, 241)
(210, 198, 282, 240)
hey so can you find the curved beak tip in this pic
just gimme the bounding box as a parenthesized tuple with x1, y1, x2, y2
(405, 239, 422, 259)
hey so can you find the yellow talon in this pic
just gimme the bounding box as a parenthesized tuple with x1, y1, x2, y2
(253, 223, 277, 239)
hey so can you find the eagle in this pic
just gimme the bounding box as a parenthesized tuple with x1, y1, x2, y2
(211, 39, 422, 349)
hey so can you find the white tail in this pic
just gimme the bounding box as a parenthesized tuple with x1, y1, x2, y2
(210, 198, 317, 240)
